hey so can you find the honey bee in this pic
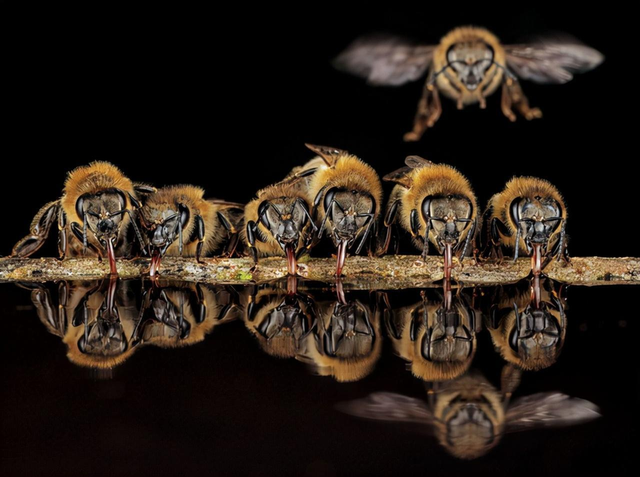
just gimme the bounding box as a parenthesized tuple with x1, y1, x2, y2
(137, 185, 244, 276)
(244, 159, 320, 275)
(23, 278, 141, 369)
(297, 280, 382, 382)
(307, 144, 383, 276)
(133, 280, 241, 348)
(487, 277, 566, 371)
(382, 156, 478, 280)
(335, 27, 604, 140)
(11, 161, 151, 275)
(384, 285, 480, 382)
(339, 369, 600, 460)
(242, 276, 318, 358)
(483, 176, 567, 275)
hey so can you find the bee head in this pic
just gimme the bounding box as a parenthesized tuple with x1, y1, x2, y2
(258, 197, 312, 252)
(510, 196, 563, 255)
(139, 203, 190, 257)
(446, 41, 496, 91)
(75, 189, 129, 248)
(421, 194, 473, 250)
(323, 188, 375, 246)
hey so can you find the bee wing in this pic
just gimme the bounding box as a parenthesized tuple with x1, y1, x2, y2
(505, 392, 600, 433)
(337, 392, 434, 425)
(383, 156, 433, 188)
(208, 199, 245, 209)
(334, 35, 435, 86)
(504, 37, 604, 84)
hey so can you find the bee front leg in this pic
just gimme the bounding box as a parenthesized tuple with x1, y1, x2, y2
(58, 209, 67, 260)
(195, 215, 205, 264)
(404, 81, 442, 142)
(246, 220, 260, 272)
(502, 78, 542, 121)
(217, 211, 240, 258)
(11, 200, 60, 258)
(483, 217, 509, 262)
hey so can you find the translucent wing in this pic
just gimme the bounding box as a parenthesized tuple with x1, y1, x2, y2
(335, 35, 435, 86)
(505, 37, 604, 84)
(505, 392, 600, 433)
(337, 392, 434, 425)
(383, 156, 434, 188)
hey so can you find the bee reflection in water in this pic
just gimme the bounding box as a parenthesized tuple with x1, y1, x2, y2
(22, 278, 241, 370)
(341, 278, 596, 459)
(243, 278, 382, 382)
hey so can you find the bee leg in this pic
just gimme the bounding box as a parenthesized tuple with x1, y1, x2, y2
(11, 200, 60, 258)
(217, 211, 240, 257)
(58, 208, 67, 260)
(70, 222, 103, 259)
(459, 218, 477, 265)
(404, 82, 441, 142)
(484, 217, 508, 262)
(380, 200, 400, 256)
(195, 214, 205, 264)
(503, 78, 542, 121)
(246, 220, 260, 272)
(501, 81, 517, 122)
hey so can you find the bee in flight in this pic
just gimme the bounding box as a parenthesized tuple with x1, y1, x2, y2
(335, 26, 603, 141)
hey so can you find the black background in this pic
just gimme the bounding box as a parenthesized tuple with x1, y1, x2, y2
(0, 3, 629, 258)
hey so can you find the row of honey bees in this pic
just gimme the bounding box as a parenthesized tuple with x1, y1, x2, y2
(20, 275, 599, 459)
(10, 143, 568, 278)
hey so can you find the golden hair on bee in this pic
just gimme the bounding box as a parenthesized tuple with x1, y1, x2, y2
(484, 176, 568, 272)
(141, 185, 243, 275)
(61, 161, 135, 223)
(307, 144, 383, 276)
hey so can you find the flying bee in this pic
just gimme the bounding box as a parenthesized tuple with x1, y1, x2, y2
(384, 286, 481, 382)
(243, 277, 318, 358)
(308, 144, 383, 276)
(487, 277, 567, 371)
(11, 161, 150, 275)
(244, 160, 320, 276)
(483, 176, 567, 275)
(137, 185, 244, 276)
(133, 280, 241, 348)
(339, 369, 600, 460)
(21, 278, 141, 369)
(335, 26, 603, 141)
(297, 281, 382, 382)
(382, 156, 478, 280)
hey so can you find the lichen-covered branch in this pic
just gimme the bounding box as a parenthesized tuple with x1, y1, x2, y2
(1, 256, 638, 288)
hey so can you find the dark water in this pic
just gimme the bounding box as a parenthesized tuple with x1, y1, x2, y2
(0, 278, 636, 477)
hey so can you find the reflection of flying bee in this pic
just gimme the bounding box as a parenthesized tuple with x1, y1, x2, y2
(12, 162, 151, 275)
(484, 177, 568, 275)
(134, 280, 241, 348)
(487, 277, 566, 371)
(385, 286, 480, 382)
(242, 277, 318, 358)
(138, 185, 244, 276)
(244, 159, 320, 275)
(308, 144, 383, 276)
(383, 156, 478, 280)
(23, 278, 141, 369)
(298, 281, 382, 382)
(340, 369, 599, 460)
(335, 26, 603, 141)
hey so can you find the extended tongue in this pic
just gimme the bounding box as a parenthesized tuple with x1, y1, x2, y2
(336, 240, 348, 277)
(149, 250, 162, 278)
(106, 238, 118, 276)
(285, 243, 297, 276)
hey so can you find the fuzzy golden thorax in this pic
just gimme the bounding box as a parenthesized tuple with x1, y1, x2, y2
(432, 374, 505, 459)
(488, 176, 567, 252)
(399, 164, 477, 253)
(244, 182, 314, 258)
(432, 26, 506, 104)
